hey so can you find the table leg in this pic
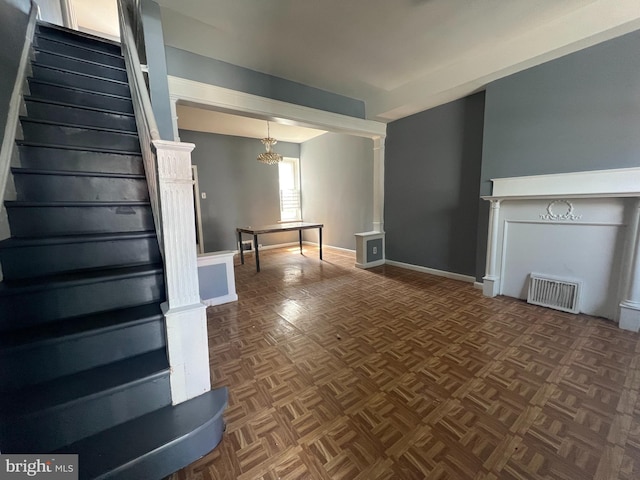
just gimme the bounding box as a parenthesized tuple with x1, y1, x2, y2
(254, 234, 260, 272)
(319, 227, 323, 260)
(299, 230, 303, 254)
(238, 231, 245, 264)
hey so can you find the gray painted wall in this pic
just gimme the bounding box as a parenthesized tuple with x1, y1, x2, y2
(300, 133, 373, 250)
(165, 46, 366, 119)
(141, 0, 173, 140)
(0, 0, 30, 145)
(180, 129, 300, 252)
(384, 93, 485, 277)
(198, 263, 228, 299)
(476, 29, 640, 280)
(481, 29, 640, 196)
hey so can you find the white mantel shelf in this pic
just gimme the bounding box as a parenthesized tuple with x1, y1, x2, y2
(487, 166, 640, 199)
(482, 192, 640, 201)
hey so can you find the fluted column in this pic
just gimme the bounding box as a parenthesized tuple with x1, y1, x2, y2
(373, 136, 385, 233)
(619, 198, 640, 331)
(153, 139, 210, 404)
(482, 199, 502, 297)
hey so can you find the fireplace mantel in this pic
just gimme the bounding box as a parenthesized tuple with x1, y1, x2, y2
(481, 167, 640, 331)
(483, 166, 640, 200)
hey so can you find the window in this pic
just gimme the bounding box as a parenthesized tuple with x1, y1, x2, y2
(278, 157, 301, 221)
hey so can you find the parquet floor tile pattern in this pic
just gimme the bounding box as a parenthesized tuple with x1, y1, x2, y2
(168, 247, 640, 480)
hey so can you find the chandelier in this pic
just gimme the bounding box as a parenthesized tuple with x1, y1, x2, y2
(257, 121, 283, 165)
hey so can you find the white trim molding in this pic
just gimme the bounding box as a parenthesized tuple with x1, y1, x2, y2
(488, 167, 640, 199)
(385, 260, 476, 284)
(167, 76, 386, 139)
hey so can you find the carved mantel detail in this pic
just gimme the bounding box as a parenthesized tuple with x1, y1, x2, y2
(540, 200, 582, 221)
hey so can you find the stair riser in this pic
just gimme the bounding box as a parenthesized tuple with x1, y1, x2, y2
(0, 271, 165, 329)
(1, 371, 171, 453)
(6, 204, 154, 237)
(28, 80, 134, 113)
(14, 173, 148, 202)
(0, 318, 165, 390)
(0, 236, 161, 280)
(18, 145, 143, 174)
(21, 121, 140, 152)
(25, 100, 136, 132)
(34, 36, 125, 68)
(34, 50, 128, 83)
(32, 64, 130, 97)
(36, 26, 122, 56)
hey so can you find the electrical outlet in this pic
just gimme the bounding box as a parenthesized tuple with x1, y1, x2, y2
(372, 246, 378, 254)
(201, 192, 206, 199)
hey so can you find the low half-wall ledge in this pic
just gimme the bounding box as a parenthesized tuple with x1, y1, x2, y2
(197, 251, 238, 306)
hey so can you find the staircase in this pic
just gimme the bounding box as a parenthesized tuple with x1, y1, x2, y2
(0, 22, 226, 479)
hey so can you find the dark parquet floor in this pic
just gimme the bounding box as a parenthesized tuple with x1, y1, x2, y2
(168, 246, 640, 480)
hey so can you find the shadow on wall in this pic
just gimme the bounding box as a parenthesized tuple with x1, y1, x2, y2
(448, 94, 484, 276)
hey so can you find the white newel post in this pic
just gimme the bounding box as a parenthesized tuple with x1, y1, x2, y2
(482, 199, 502, 297)
(153, 139, 211, 404)
(619, 198, 640, 332)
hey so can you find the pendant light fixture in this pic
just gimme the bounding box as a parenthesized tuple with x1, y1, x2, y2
(257, 121, 283, 165)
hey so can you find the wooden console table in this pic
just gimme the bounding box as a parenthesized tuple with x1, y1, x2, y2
(236, 222, 323, 272)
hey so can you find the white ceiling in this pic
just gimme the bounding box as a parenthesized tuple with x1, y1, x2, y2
(73, 0, 640, 125)
(156, 0, 640, 121)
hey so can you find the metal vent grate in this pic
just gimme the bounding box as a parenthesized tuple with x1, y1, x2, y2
(527, 273, 582, 314)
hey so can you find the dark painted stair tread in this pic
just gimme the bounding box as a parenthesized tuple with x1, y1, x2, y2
(34, 35, 125, 68)
(6, 200, 149, 207)
(11, 167, 144, 180)
(0, 302, 163, 351)
(36, 21, 122, 55)
(54, 387, 228, 480)
(31, 63, 131, 97)
(20, 117, 141, 153)
(16, 143, 142, 175)
(31, 62, 129, 87)
(0, 231, 156, 249)
(0, 349, 169, 415)
(24, 96, 135, 119)
(27, 79, 134, 113)
(33, 48, 127, 74)
(0, 262, 162, 295)
(20, 117, 138, 136)
(17, 140, 141, 156)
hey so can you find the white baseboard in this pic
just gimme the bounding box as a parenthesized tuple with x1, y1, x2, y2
(235, 241, 355, 256)
(202, 293, 238, 307)
(473, 281, 484, 290)
(384, 259, 475, 284)
(303, 241, 356, 254)
(235, 241, 301, 256)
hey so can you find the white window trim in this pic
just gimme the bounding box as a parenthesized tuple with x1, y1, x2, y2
(279, 157, 302, 222)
